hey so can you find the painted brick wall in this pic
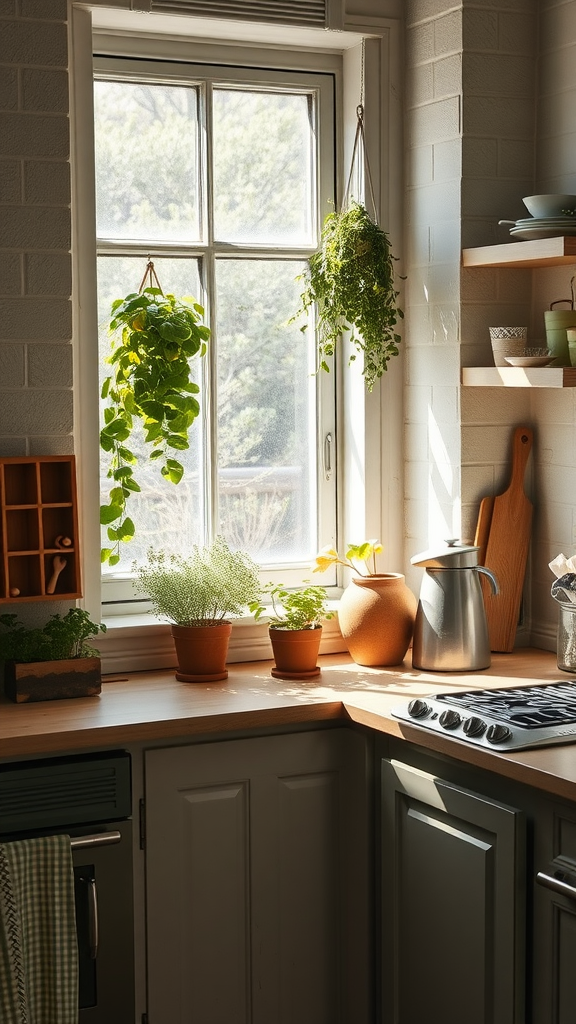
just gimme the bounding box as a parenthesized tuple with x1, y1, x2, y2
(0, 0, 73, 457)
(406, 0, 576, 650)
(404, 0, 463, 598)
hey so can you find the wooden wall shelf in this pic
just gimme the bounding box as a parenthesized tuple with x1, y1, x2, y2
(0, 456, 82, 603)
(462, 236, 576, 268)
(462, 366, 576, 388)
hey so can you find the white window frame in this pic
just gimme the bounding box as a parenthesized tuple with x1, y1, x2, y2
(93, 55, 338, 608)
(70, 5, 403, 673)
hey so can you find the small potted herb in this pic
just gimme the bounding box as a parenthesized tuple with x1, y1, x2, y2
(134, 538, 261, 683)
(250, 582, 334, 679)
(0, 607, 107, 703)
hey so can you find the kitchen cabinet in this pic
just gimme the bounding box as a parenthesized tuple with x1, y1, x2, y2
(143, 727, 372, 1024)
(380, 755, 525, 1024)
(532, 796, 576, 1024)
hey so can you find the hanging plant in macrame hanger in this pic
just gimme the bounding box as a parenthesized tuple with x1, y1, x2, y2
(99, 259, 209, 566)
(294, 62, 404, 392)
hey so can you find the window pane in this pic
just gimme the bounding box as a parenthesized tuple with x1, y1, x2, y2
(213, 89, 315, 245)
(216, 259, 317, 563)
(93, 81, 200, 241)
(97, 256, 204, 573)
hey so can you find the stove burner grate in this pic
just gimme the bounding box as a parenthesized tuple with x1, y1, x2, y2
(435, 682, 576, 729)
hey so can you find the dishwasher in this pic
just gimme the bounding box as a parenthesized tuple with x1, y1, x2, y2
(0, 749, 134, 1024)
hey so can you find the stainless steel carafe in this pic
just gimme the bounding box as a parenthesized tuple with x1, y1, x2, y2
(411, 541, 499, 671)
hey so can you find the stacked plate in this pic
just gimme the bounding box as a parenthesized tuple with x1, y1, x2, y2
(506, 217, 576, 240)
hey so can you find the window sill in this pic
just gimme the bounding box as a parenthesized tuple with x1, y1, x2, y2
(96, 603, 346, 675)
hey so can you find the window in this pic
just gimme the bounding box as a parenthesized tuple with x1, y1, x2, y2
(93, 56, 337, 603)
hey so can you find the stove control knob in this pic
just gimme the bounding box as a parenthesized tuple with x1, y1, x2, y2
(439, 709, 462, 730)
(486, 723, 512, 744)
(407, 698, 431, 719)
(463, 716, 487, 738)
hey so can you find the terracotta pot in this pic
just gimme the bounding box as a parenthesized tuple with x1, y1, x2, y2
(171, 622, 232, 682)
(338, 574, 417, 667)
(269, 625, 322, 679)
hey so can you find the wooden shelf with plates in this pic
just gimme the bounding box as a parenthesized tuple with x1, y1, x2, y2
(462, 236, 576, 268)
(462, 366, 576, 388)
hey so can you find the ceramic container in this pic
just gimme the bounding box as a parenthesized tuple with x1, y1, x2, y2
(489, 327, 527, 366)
(338, 574, 417, 667)
(544, 310, 576, 366)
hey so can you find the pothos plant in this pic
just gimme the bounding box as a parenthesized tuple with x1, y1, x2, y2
(99, 276, 209, 566)
(294, 200, 403, 392)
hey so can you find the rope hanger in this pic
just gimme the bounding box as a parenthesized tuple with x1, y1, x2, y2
(138, 258, 164, 295)
(342, 40, 379, 224)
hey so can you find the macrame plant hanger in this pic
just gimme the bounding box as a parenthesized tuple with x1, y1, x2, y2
(342, 40, 379, 225)
(138, 257, 164, 295)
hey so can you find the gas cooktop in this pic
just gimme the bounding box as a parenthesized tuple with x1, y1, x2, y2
(391, 680, 576, 751)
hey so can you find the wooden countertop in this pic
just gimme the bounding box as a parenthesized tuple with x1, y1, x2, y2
(2, 648, 576, 802)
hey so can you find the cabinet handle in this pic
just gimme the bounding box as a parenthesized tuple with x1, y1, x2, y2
(70, 830, 121, 850)
(536, 871, 576, 901)
(83, 876, 99, 959)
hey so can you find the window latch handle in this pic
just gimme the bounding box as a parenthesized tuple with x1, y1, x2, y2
(323, 432, 333, 480)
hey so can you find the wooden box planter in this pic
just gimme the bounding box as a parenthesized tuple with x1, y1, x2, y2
(4, 657, 102, 703)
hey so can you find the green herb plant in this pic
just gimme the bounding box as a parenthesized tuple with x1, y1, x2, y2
(0, 608, 106, 663)
(100, 283, 209, 566)
(134, 538, 261, 626)
(250, 582, 334, 630)
(294, 200, 403, 392)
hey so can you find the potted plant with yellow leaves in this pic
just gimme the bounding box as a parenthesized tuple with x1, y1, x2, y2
(250, 582, 334, 679)
(314, 541, 416, 667)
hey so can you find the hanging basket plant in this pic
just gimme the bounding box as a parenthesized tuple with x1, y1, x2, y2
(294, 107, 403, 392)
(100, 260, 209, 566)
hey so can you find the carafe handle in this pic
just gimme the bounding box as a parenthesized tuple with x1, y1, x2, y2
(476, 565, 499, 595)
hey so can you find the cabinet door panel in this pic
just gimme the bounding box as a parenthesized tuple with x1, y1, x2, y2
(147, 778, 251, 1024)
(381, 758, 525, 1024)
(533, 799, 576, 1024)
(145, 730, 371, 1024)
(253, 770, 340, 1024)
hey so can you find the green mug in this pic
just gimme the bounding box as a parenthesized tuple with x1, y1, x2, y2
(545, 309, 576, 366)
(567, 329, 576, 367)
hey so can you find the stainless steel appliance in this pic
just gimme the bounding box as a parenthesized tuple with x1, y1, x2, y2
(392, 680, 576, 751)
(0, 750, 134, 1024)
(411, 541, 499, 672)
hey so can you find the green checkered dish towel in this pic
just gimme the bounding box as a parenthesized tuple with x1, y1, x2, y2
(0, 834, 78, 1024)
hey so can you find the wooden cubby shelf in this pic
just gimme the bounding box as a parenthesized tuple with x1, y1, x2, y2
(0, 456, 82, 603)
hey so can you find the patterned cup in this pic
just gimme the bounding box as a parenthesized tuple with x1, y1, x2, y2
(489, 327, 527, 366)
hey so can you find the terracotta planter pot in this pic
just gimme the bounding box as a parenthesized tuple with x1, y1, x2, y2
(338, 574, 417, 667)
(171, 622, 232, 682)
(269, 625, 322, 679)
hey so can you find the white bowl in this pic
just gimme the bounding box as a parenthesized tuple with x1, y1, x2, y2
(523, 194, 576, 218)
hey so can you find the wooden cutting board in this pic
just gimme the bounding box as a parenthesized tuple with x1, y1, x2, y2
(482, 425, 534, 652)
(474, 494, 494, 566)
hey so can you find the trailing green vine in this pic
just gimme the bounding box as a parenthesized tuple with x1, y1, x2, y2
(100, 279, 209, 566)
(295, 199, 403, 392)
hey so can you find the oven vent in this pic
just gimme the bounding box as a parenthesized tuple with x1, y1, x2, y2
(0, 752, 131, 835)
(150, 0, 327, 27)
